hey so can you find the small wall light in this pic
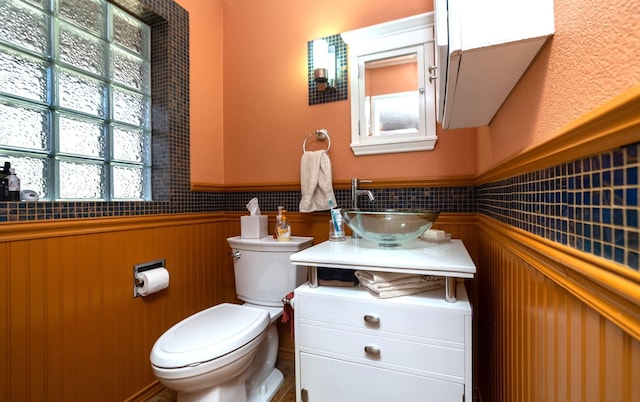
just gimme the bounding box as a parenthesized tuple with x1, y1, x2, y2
(313, 39, 336, 92)
(308, 34, 347, 105)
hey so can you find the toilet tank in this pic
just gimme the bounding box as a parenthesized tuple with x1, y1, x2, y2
(227, 236, 313, 306)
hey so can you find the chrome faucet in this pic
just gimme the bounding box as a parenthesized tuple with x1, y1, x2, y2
(351, 178, 375, 209)
(351, 179, 375, 239)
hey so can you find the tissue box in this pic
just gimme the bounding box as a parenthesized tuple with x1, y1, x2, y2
(241, 215, 268, 238)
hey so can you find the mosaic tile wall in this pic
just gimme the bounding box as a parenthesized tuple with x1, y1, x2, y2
(479, 142, 639, 270)
(222, 186, 477, 215)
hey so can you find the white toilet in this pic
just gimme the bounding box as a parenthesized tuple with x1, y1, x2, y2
(150, 235, 313, 402)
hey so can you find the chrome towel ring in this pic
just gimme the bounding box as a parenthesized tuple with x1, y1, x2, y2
(302, 129, 331, 152)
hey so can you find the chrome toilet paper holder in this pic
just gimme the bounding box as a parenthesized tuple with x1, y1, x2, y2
(133, 259, 166, 298)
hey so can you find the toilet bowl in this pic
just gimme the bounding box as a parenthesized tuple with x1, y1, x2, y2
(151, 303, 269, 401)
(243, 305, 286, 401)
(150, 236, 313, 402)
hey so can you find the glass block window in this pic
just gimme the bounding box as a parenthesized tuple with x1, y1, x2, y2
(0, 0, 151, 200)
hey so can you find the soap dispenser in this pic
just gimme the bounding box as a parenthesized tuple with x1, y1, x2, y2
(273, 206, 284, 238)
(276, 210, 291, 242)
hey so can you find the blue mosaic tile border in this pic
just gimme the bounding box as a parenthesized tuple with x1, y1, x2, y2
(1, 142, 637, 272)
(223, 186, 477, 214)
(0, 185, 477, 221)
(479, 142, 639, 270)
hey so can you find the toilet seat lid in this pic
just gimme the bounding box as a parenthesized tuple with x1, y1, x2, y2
(150, 303, 269, 369)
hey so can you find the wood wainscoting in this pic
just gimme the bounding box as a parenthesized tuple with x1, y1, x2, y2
(0, 213, 238, 402)
(477, 215, 640, 402)
(0, 211, 477, 401)
(7, 209, 638, 402)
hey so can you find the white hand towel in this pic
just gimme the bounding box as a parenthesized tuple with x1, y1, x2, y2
(299, 150, 336, 213)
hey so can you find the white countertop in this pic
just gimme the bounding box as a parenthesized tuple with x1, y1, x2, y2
(291, 238, 476, 278)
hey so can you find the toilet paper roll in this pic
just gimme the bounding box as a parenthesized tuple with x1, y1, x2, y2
(137, 267, 170, 296)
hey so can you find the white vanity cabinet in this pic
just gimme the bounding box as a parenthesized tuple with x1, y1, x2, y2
(294, 283, 472, 402)
(290, 239, 476, 402)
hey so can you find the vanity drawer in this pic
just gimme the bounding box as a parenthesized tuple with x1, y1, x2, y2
(296, 286, 467, 343)
(298, 323, 465, 380)
(299, 352, 464, 402)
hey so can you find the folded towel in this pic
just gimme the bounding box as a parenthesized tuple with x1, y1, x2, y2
(359, 279, 445, 299)
(355, 271, 444, 299)
(299, 150, 336, 213)
(354, 271, 440, 285)
(360, 280, 445, 298)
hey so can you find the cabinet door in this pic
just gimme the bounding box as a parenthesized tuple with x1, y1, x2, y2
(434, 0, 554, 129)
(433, 0, 448, 123)
(299, 353, 463, 402)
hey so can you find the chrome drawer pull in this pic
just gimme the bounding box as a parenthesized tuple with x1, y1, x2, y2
(363, 314, 380, 324)
(364, 344, 381, 356)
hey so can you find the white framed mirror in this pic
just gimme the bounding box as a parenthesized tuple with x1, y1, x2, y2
(342, 13, 437, 156)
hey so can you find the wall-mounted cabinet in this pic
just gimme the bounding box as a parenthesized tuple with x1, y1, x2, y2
(435, 0, 555, 129)
(341, 14, 438, 155)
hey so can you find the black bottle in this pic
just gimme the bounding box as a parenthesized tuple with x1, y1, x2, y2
(0, 162, 10, 201)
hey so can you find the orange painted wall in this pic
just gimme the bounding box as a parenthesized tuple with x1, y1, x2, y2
(183, 0, 639, 185)
(222, 0, 476, 184)
(180, 0, 225, 185)
(181, 0, 477, 186)
(477, 0, 640, 174)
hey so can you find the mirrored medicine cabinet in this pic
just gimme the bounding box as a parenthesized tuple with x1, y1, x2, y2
(341, 13, 436, 156)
